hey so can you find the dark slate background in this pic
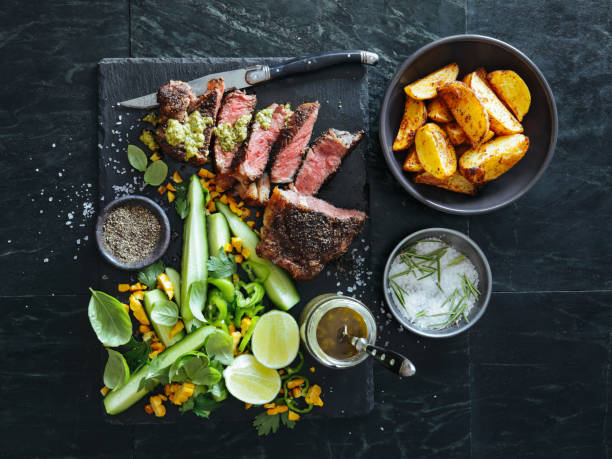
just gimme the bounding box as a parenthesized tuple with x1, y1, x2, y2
(0, 1, 610, 458)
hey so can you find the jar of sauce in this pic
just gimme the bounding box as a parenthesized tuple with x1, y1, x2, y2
(299, 294, 377, 369)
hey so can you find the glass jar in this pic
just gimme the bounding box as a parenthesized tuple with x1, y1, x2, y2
(299, 294, 377, 369)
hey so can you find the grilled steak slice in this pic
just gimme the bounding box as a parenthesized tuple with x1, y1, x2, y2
(293, 128, 364, 195)
(233, 104, 291, 184)
(269, 102, 320, 183)
(234, 173, 271, 207)
(213, 90, 257, 184)
(157, 80, 197, 123)
(256, 188, 367, 280)
(155, 78, 225, 166)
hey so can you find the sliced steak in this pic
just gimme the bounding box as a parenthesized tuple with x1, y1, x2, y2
(269, 102, 320, 183)
(233, 104, 291, 184)
(155, 78, 225, 166)
(293, 128, 364, 195)
(213, 90, 257, 180)
(256, 188, 367, 280)
(234, 173, 271, 207)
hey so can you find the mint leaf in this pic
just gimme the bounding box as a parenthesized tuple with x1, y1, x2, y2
(123, 337, 150, 373)
(151, 300, 179, 326)
(137, 260, 165, 289)
(206, 253, 237, 279)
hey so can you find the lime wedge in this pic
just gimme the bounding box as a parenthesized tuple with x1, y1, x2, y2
(223, 354, 281, 405)
(251, 310, 299, 369)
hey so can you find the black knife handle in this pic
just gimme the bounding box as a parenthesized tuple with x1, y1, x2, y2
(364, 343, 416, 377)
(245, 50, 379, 85)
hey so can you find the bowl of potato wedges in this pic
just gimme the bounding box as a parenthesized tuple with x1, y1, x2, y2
(379, 35, 558, 214)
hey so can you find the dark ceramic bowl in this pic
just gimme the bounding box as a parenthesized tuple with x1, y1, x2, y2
(383, 228, 492, 338)
(379, 35, 558, 214)
(95, 195, 170, 271)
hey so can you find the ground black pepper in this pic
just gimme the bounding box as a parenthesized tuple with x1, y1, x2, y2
(102, 204, 161, 265)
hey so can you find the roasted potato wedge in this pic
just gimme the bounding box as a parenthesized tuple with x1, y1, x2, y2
(474, 67, 487, 82)
(459, 134, 529, 184)
(487, 70, 531, 121)
(414, 171, 478, 196)
(427, 97, 453, 123)
(444, 122, 467, 146)
(402, 147, 423, 172)
(438, 81, 490, 148)
(464, 71, 523, 135)
(403, 63, 459, 100)
(393, 96, 427, 151)
(414, 123, 456, 179)
(483, 130, 495, 142)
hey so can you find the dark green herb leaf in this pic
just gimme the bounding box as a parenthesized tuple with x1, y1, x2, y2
(103, 349, 130, 390)
(188, 280, 208, 323)
(127, 145, 148, 172)
(138, 354, 170, 391)
(253, 411, 281, 436)
(174, 181, 189, 219)
(209, 380, 228, 402)
(280, 410, 296, 430)
(151, 300, 179, 326)
(205, 330, 234, 365)
(137, 260, 165, 289)
(206, 253, 237, 279)
(143, 160, 168, 186)
(192, 394, 220, 418)
(88, 288, 132, 347)
(123, 336, 151, 373)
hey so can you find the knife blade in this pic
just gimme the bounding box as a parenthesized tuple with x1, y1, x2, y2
(119, 50, 379, 109)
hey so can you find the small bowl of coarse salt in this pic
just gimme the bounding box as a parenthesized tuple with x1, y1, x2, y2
(383, 228, 492, 338)
(95, 195, 170, 270)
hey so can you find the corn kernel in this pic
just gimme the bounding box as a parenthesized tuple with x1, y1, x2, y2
(129, 295, 150, 325)
(234, 254, 243, 264)
(278, 369, 285, 375)
(132, 290, 144, 301)
(228, 324, 236, 334)
(130, 283, 147, 292)
(224, 242, 233, 253)
(157, 185, 167, 195)
(240, 317, 251, 335)
(287, 378, 304, 389)
(263, 403, 276, 409)
(118, 283, 130, 292)
(293, 387, 302, 398)
(122, 303, 129, 313)
(276, 405, 288, 413)
(100, 386, 110, 396)
(169, 320, 184, 339)
(139, 324, 151, 334)
(231, 237, 242, 252)
(247, 221, 255, 228)
(144, 404, 153, 415)
(310, 367, 315, 373)
(219, 194, 228, 204)
(256, 211, 261, 217)
(241, 247, 251, 259)
(167, 191, 176, 203)
(198, 168, 214, 178)
(241, 208, 251, 218)
(288, 411, 300, 421)
(172, 171, 183, 183)
(166, 182, 176, 192)
(156, 273, 174, 300)
(150, 152, 162, 162)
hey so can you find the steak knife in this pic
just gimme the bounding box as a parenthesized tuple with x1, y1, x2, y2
(119, 50, 379, 109)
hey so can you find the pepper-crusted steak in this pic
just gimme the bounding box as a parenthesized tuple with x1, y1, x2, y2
(256, 188, 367, 280)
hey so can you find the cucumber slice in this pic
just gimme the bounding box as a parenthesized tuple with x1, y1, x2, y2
(143, 289, 184, 347)
(104, 325, 216, 415)
(165, 267, 181, 307)
(180, 175, 208, 331)
(207, 212, 231, 258)
(216, 202, 299, 310)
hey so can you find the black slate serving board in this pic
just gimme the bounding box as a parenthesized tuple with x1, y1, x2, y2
(97, 58, 373, 423)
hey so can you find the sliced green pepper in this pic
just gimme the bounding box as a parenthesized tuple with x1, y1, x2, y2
(207, 278, 235, 302)
(236, 282, 265, 309)
(204, 289, 228, 324)
(241, 260, 270, 283)
(283, 374, 312, 414)
(238, 316, 259, 352)
(233, 303, 265, 327)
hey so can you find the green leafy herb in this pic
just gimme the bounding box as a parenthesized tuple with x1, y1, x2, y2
(151, 300, 180, 326)
(188, 280, 208, 324)
(168, 351, 222, 386)
(447, 254, 467, 267)
(127, 145, 148, 172)
(143, 159, 168, 186)
(88, 288, 132, 347)
(206, 253, 237, 279)
(179, 394, 220, 418)
(253, 408, 296, 436)
(123, 336, 151, 373)
(205, 330, 234, 365)
(138, 353, 170, 391)
(174, 181, 189, 219)
(137, 260, 165, 289)
(209, 379, 228, 402)
(103, 349, 130, 390)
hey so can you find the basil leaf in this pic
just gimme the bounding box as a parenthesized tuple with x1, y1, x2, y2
(88, 288, 132, 347)
(210, 380, 228, 402)
(169, 351, 208, 382)
(137, 260, 165, 290)
(123, 337, 151, 373)
(103, 349, 130, 390)
(127, 145, 148, 172)
(188, 280, 208, 323)
(207, 252, 237, 279)
(174, 181, 189, 219)
(205, 330, 234, 365)
(151, 300, 179, 326)
(144, 159, 168, 186)
(180, 393, 220, 418)
(138, 354, 170, 391)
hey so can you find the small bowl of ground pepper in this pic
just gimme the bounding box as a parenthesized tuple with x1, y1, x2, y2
(95, 195, 170, 270)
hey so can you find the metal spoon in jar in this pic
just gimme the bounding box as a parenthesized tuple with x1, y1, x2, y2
(340, 325, 416, 377)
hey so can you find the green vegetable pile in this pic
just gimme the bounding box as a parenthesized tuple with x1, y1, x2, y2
(87, 174, 302, 431)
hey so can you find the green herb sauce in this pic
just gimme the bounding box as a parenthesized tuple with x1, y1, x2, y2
(165, 111, 214, 159)
(139, 130, 159, 151)
(213, 114, 252, 151)
(255, 108, 274, 130)
(142, 112, 159, 126)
